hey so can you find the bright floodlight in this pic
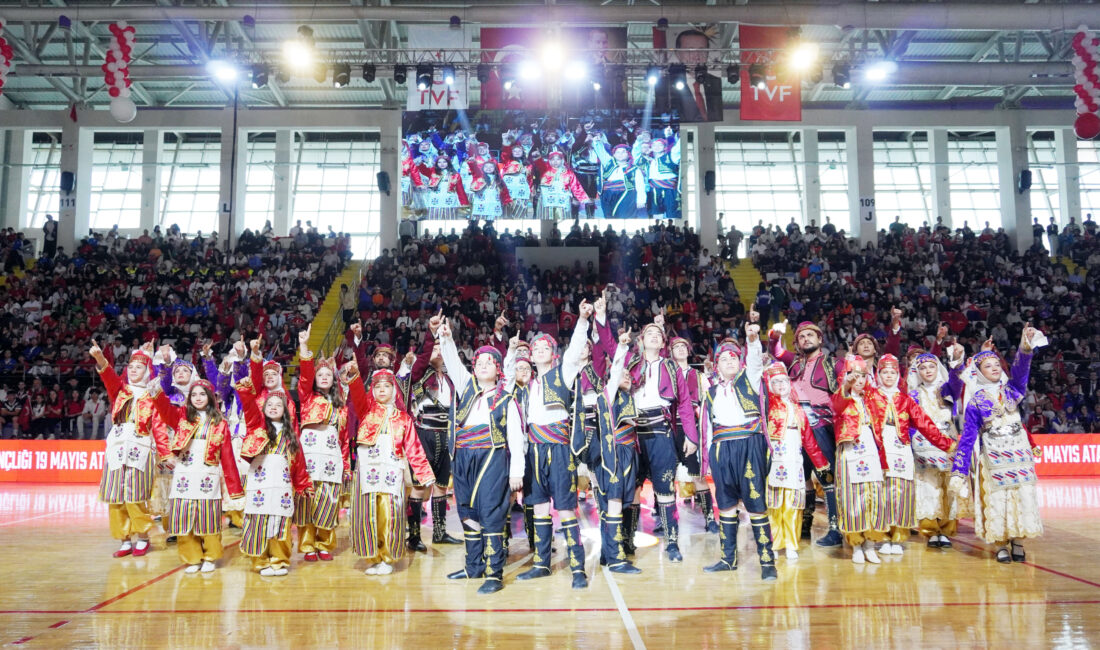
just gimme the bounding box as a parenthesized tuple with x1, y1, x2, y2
(207, 59, 239, 83)
(519, 59, 542, 80)
(646, 65, 660, 86)
(790, 42, 819, 71)
(564, 60, 587, 81)
(283, 40, 313, 71)
(541, 42, 564, 71)
(864, 60, 898, 82)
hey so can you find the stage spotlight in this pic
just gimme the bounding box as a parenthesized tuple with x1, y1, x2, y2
(519, 59, 541, 80)
(694, 64, 707, 85)
(394, 65, 407, 84)
(541, 41, 564, 71)
(441, 64, 456, 85)
(864, 60, 897, 82)
(312, 64, 327, 84)
(749, 63, 766, 90)
(362, 63, 376, 83)
(449, 15, 461, 29)
(251, 64, 269, 88)
(591, 64, 605, 91)
(646, 65, 661, 87)
(207, 59, 239, 83)
(275, 68, 290, 84)
(669, 64, 687, 91)
(790, 41, 819, 71)
(564, 60, 587, 81)
(726, 63, 740, 85)
(416, 63, 433, 90)
(502, 64, 516, 90)
(832, 63, 851, 89)
(656, 17, 669, 31)
(333, 63, 351, 88)
(283, 25, 315, 72)
(476, 63, 490, 83)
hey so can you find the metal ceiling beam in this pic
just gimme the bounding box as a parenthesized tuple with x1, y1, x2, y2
(3, 3, 1099, 31)
(351, 0, 395, 104)
(210, 0, 288, 107)
(2, 31, 84, 104)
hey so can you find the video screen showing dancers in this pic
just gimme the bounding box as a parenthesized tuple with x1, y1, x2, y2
(400, 109, 682, 222)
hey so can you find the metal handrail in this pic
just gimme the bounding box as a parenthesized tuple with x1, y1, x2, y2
(315, 257, 370, 356)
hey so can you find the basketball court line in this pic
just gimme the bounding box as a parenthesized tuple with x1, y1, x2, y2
(0, 507, 81, 527)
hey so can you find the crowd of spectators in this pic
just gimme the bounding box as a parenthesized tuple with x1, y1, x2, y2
(0, 221, 350, 439)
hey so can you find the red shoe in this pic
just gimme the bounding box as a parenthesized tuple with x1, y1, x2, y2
(304, 552, 319, 562)
(132, 541, 150, 557)
(113, 543, 133, 558)
(318, 551, 333, 561)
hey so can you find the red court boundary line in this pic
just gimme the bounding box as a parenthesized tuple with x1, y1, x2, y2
(5, 599, 1100, 616)
(950, 538, 1100, 590)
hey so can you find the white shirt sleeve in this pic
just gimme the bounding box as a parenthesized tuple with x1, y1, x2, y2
(746, 338, 764, 388)
(506, 400, 526, 478)
(502, 347, 517, 395)
(560, 317, 591, 387)
(439, 335, 472, 395)
(604, 342, 629, 403)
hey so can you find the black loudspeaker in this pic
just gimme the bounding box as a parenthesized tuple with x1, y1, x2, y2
(1018, 169, 1032, 194)
(377, 171, 390, 196)
(704, 170, 715, 195)
(60, 171, 75, 194)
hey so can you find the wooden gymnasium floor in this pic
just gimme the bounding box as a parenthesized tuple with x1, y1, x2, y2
(2, 479, 1098, 649)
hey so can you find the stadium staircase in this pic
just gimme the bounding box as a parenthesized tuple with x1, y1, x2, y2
(288, 261, 364, 371)
(725, 259, 794, 349)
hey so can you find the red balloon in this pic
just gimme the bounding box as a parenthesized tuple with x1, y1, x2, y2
(1075, 112, 1100, 140)
(0, 79, 5, 89)
(124, 78, 132, 88)
(104, 74, 115, 85)
(108, 86, 121, 98)
(100, 63, 110, 73)
(124, 26, 136, 34)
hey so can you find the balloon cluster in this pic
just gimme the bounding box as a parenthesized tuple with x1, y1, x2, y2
(0, 20, 14, 95)
(102, 21, 137, 123)
(1072, 25, 1100, 140)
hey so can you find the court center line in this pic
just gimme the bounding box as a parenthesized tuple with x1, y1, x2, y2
(602, 567, 647, 650)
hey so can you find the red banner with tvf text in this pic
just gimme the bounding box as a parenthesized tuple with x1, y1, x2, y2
(739, 26, 802, 122)
(1034, 434, 1100, 477)
(0, 440, 106, 483)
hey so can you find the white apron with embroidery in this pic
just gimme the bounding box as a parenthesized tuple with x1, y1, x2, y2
(171, 428, 224, 500)
(471, 190, 504, 219)
(883, 422, 915, 480)
(358, 432, 405, 498)
(767, 424, 807, 490)
(982, 414, 1037, 491)
(106, 422, 152, 471)
(301, 424, 343, 484)
(244, 452, 294, 517)
(541, 181, 571, 209)
(426, 187, 461, 210)
(913, 388, 955, 471)
(845, 425, 885, 484)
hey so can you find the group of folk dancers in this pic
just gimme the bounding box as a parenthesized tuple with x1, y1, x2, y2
(88, 296, 1047, 590)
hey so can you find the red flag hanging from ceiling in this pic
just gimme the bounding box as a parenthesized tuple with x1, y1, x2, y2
(739, 25, 802, 122)
(479, 28, 546, 110)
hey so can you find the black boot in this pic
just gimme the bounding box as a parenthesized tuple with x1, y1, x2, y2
(700, 491, 718, 534)
(446, 522, 485, 580)
(604, 513, 641, 574)
(431, 496, 461, 545)
(407, 497, 427, 552)
(516, 515, 552, 581)
(658, 500, 682, 562)
(562, 517, 588, 589)
(704, 513, 739, 572)
(816, 486, 843, 547)
(478, 532, 506, 594)
(622, 504, 639, 556)
(523, 503, 535, 550)
(750, 514, 778, 581)
(801, 484, 816, 540)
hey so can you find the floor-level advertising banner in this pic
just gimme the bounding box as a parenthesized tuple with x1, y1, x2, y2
(1034, 434, 1100, 477)
(0, 440, 107, 483)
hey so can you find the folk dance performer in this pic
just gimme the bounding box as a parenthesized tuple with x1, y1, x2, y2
(908, 346, 968, 548)
(832, 356, 889, 565)
(699, 325, 776, 580)
(202, 341, 251, 528)
(762, 362, 830, 561)
(535, 151, 590, 221)
(90, 340, 171, 559)
(152, 377, 244, 573)
(873, 354, 956, 556)
(234, 377, 312, 576)
(345, 366, 435, 575)
(295, 325, 351, 562)
(512, 300, 594, 589)
(951, 324, 1044, 564)
(437, 319, 525, 595)
(771, 321, 844, 547)
(406, 312, 462, 549)
(150, 346, 199, 535)
(248, 335, 299, 431)
(669, 335, 718, 534)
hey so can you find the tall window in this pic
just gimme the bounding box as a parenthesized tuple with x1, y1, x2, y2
(24, 132, 62, 229)
(243, 133, 276, 234)
(818, 133, 849, 232)
(291, 132, 382, 258)
(947, 132, 1002, 231)
(714, 131, 804, 235)
(1080, 139, 1100, 219)
(874, 132, 933, 230)
(1027, 131, 1059, 229)
(159, 133, 221, 235)
(89, 133, 143, 230)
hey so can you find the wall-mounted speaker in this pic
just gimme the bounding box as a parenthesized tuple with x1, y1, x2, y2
(1018, 169, 1032, 194)
(60, 171, 75, 194)
(377, 171, 391, 196)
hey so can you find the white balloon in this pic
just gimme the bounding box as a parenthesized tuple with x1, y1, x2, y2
(122, 87, 131, 98)
(109, 97, 137, 123)
(117, 21, 128, 29)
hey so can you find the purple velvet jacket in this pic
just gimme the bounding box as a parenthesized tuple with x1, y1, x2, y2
(952, 350, 1033, 477)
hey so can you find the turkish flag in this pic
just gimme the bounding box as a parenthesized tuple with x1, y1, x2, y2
(739, 26, 802, 122)
(479, 28, 546, 110)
